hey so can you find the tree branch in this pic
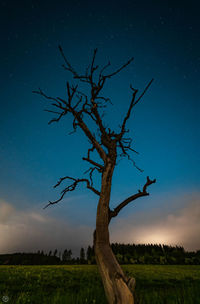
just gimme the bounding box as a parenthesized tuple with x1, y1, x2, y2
(84, 166, 102, 186)
(117, 138, 142, 171)
(71, 108, 107, 161)
(120, 88, 138, 136)
(133, 78, 154, 107)
(43, 176, 100, 209)
(120, 79, 154, 137)
(109, 176, 156, 223)
(103, 57, 134, 79)
(33, 85, 107, 162)
(82, 157, 104, 170)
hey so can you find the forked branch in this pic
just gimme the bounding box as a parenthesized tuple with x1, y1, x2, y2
(33, 86, 107, 162)
(43, 176, 100, 209)
(103, 57, 134, 79)
(120, 79, 154, 137)
(109, 176, 156, 223)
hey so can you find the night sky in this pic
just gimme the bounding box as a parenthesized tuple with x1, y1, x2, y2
(0, 0, 199, 255)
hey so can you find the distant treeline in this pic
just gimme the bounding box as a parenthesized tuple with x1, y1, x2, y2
(0, 244, 200, 265)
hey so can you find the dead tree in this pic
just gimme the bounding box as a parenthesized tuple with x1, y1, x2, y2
(33, 47, 156, 304)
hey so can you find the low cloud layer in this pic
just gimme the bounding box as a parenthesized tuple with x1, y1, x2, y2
(111, 194, 200, 251)
(0, 200, 93, 256)
(0, 194, 199, 255)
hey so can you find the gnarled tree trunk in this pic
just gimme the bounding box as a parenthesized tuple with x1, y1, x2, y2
(94, 162, 135, 304)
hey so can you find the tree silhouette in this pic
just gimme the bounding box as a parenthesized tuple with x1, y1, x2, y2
(62, 249, 72, 262)
(80, 247, 85, 263)
(34, 47, 156, 304)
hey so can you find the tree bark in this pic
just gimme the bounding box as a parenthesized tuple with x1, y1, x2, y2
(94, 162, 135, 304)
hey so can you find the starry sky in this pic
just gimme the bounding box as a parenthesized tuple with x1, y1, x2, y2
(0, 0, 199, 255)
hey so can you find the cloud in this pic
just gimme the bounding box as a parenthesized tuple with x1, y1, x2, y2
(110, 194, 200, 251)
(0, 200, 93, 256)
(0, 193, 199, 256)
(0, 201, 15, 223)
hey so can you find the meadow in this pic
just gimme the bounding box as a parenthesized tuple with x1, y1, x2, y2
(0, 265, 200, 304)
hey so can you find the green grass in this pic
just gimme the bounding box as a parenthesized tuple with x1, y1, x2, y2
(0, 265, 199, 303)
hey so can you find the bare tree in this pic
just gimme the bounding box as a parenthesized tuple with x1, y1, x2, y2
(33, 47, 156, 304)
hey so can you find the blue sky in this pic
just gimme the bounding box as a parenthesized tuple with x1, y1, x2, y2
(0, 0, 199, 254)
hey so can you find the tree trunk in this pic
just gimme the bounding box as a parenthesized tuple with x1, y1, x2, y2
(94, 162, 135, 304)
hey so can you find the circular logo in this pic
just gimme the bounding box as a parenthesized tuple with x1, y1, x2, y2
(2, 296, 9, 303)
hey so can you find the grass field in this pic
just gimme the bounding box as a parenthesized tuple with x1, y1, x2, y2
(0, 265, 200, 303)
